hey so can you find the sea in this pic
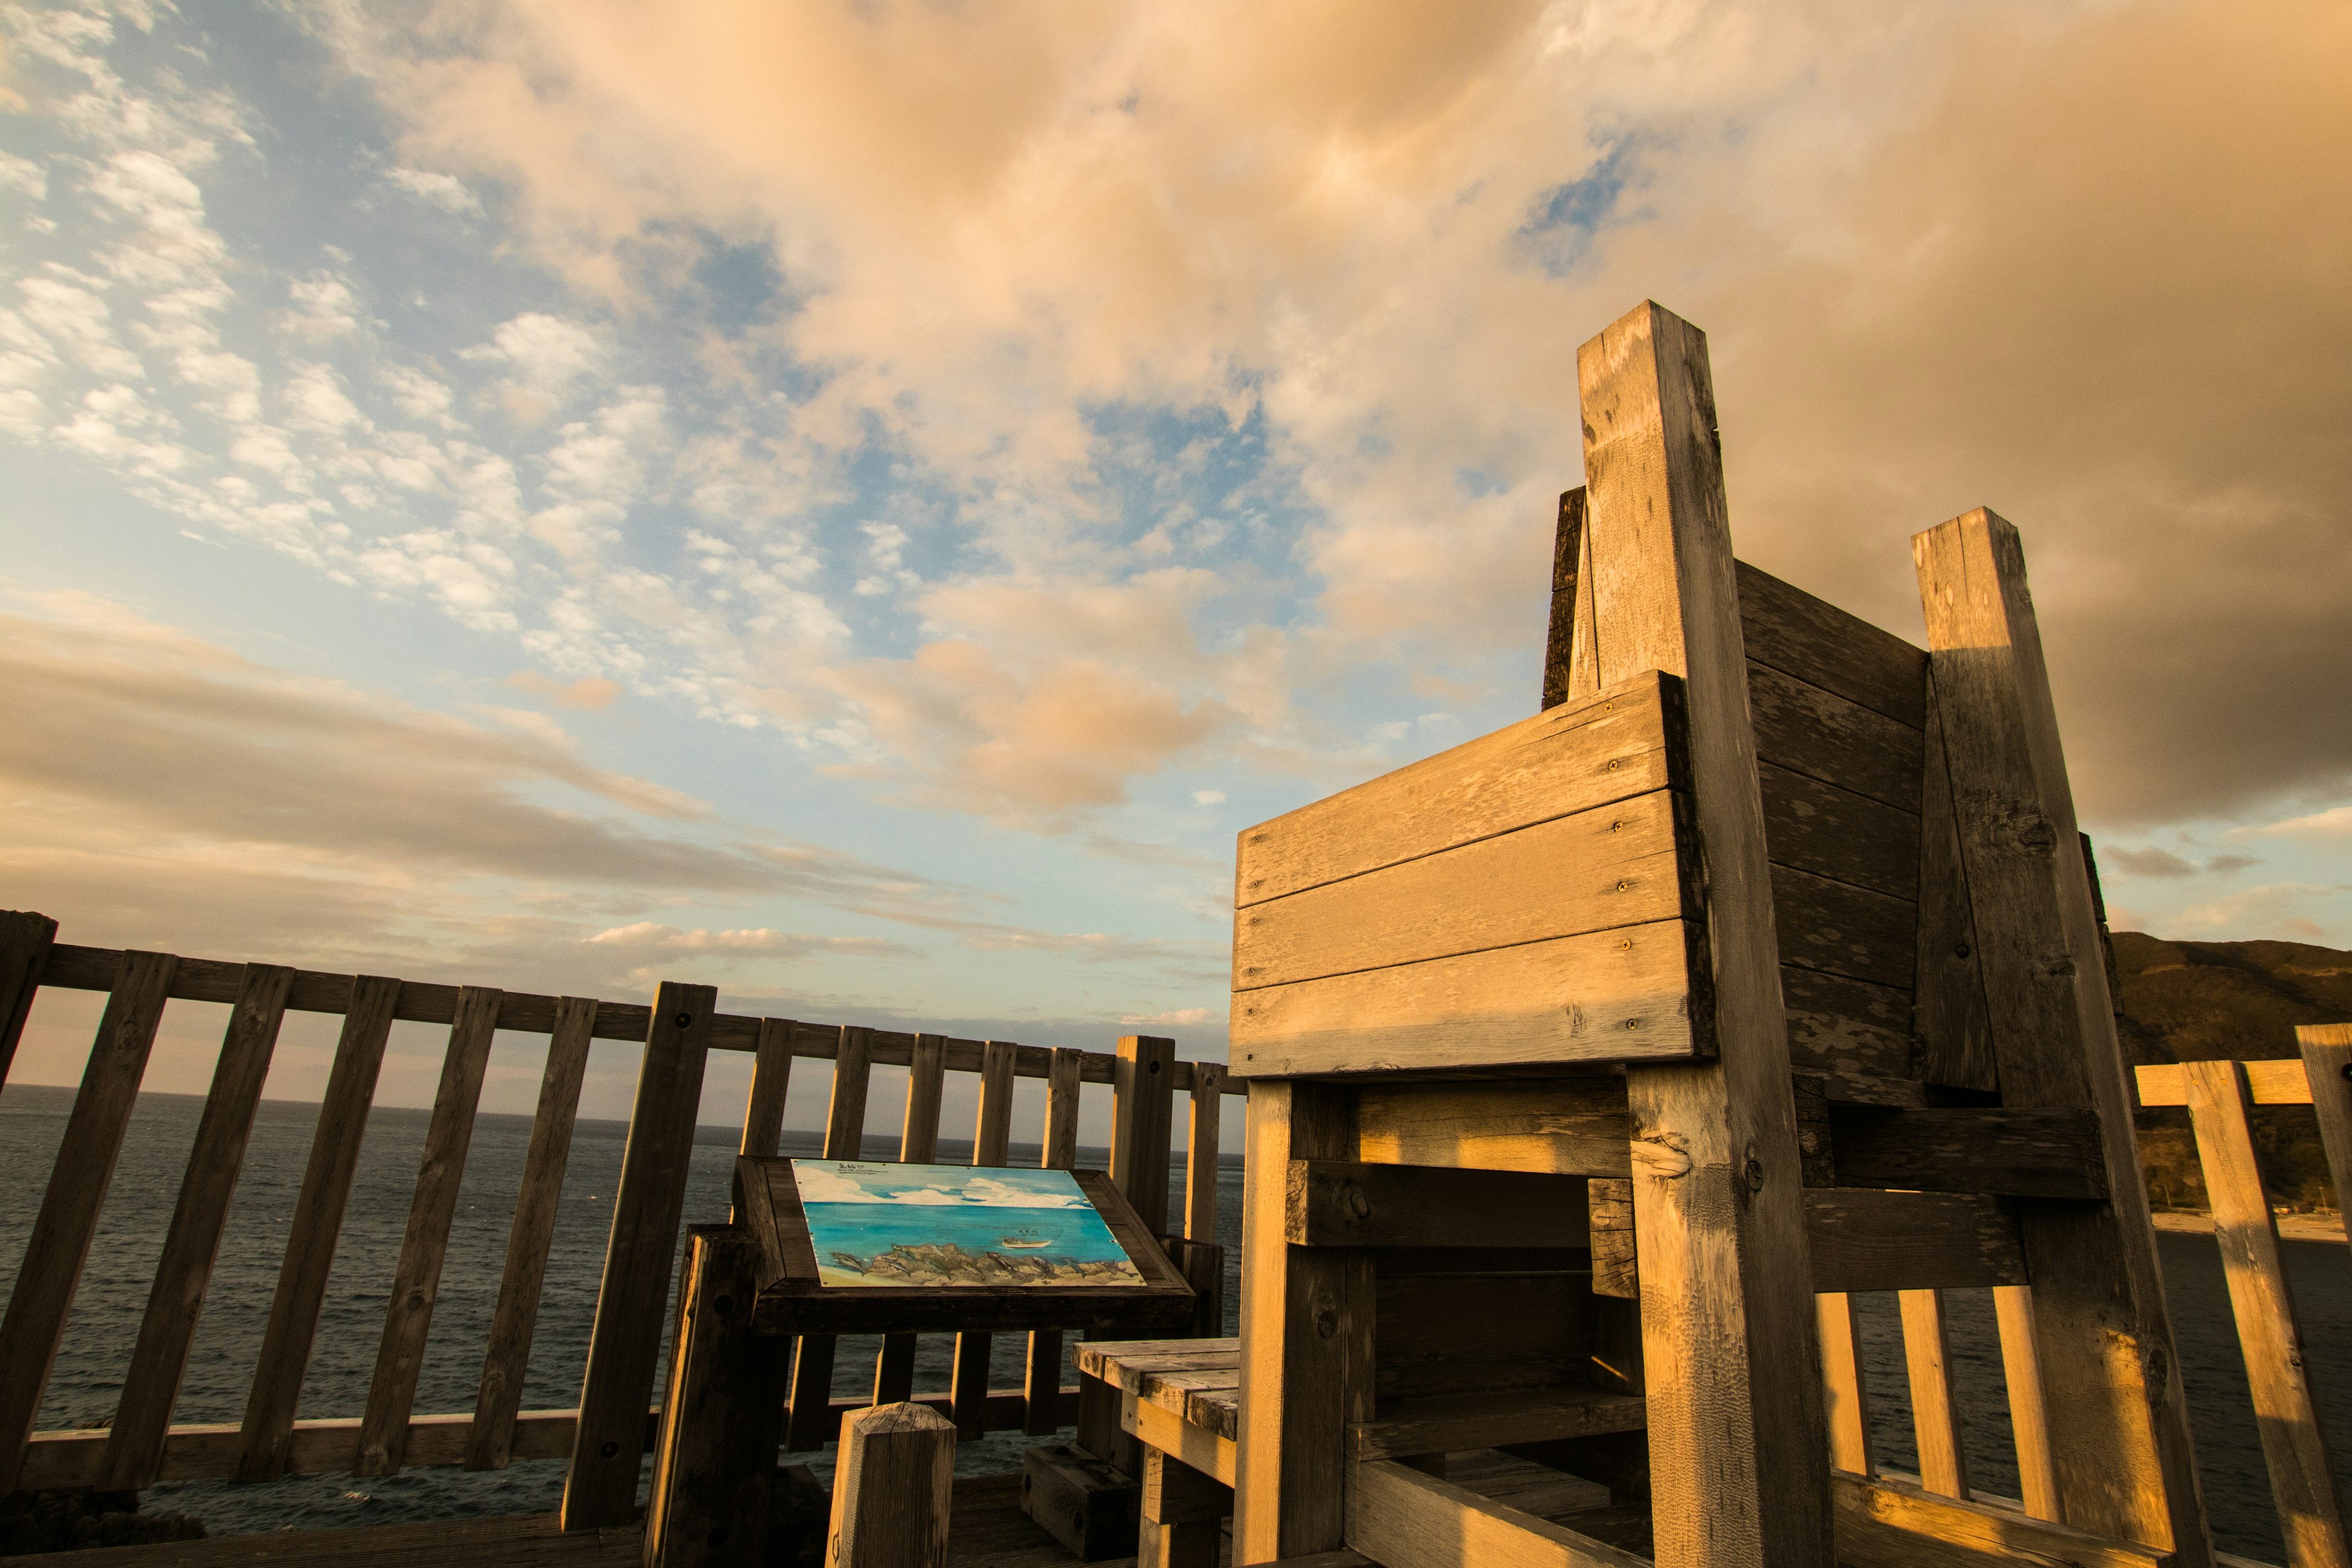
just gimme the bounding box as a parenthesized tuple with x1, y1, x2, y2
(1, 1083, 2346, 1561)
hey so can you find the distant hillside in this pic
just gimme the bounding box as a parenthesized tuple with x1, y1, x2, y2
(2112, 932, 2352, 1213)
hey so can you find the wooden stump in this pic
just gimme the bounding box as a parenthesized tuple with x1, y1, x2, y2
(827, 1401, 954, 1568)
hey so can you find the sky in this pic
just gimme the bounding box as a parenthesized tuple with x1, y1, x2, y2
(1, 0, 2347, 1132)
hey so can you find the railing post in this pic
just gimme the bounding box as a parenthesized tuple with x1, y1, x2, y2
(1110, 1035, 1175, 1234)
(0, 910, 57, 1088)
(2296, 1025, 2352, 1242)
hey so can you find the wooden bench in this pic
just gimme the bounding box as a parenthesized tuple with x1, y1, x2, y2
(1078, 1339, 1240, 1567)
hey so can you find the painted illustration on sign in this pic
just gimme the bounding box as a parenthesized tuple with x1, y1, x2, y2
(795, 1159, 1147, 1289)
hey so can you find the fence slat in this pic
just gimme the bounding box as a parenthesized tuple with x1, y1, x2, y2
(1816, 1292, 1872, 1476)
(0, 949, 177, 1490)
(103, 963, 294, 1488)
(2297, 1025, 2352, 1245)
(236, 974, 401, 1481)
(560, 982, 716, 1528)
(1185, 1060, 1224, 1243)
(0, 910, 57, 1089)
(876, 1034, 948, 1404)
(1024, 1047, 1086, 1437)
(785, 1027, 873, 1452)
(355, 984, 503, 1476)
(2184, 1058, 2351, 1568)
(1111, 1035, 1175, 1235)
(951, 1041, 1019, 1441)
(1994, 1285, 2060, 1520)
(1898, 1288, 1969, 1499)
(740, 1017, 799, 1160)
(467, 995, 597, 1470)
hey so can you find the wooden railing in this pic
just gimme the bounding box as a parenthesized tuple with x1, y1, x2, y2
(0, 909, 1241, 1530)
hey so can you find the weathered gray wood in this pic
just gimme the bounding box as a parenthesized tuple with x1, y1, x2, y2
(1022, 1441, 1139, 1560)
(358, 984, 503, 1476)
(469, 995, 597, 1471)
(784, 1025, 872, 1453)
(1758, 761, 1920, 902)
(1235, 1081, 1370, 1561)
(560, 982, 715, 1528)
(1112, 1035, 1176, 1233)
(1898, 1289, 1970, 1499)
(1771, 864, 1917, 992)
(876, 1031, 948, 1408)
(1817, 1292, 1872, 1476)
(104, 963, 295, 1488)
(1377, 1270, 1594, 1401)
(1045, 1046, 1084, 1168)
(1994, 1285, 2060, 1520)
(1735, 561, 1928, 731)
(1747, 660, 1924, 813)
(236, 973, 401, 1482)
(1803, 1189, 2027, 1292)
(1579, 299, 1830, 1568)
(1833, 1471, 2174, 1568)
(1916, 508, 2207, 1562)
(1346, 1458, 1651, 1568)
(1185, 1060, 1224, 1243)
(739, 1017, 796, 1159)
(827, 1401, 954, 1568)
(2296, 1026, 2352, 1246)
(0, 948, 176, 1491)
(0, 910, 56, 1088)
(1143, 1448, 1229, 1568)
(1913, 679, 1999, 1091)
(1237, 673, 1684, 910)
(1231, 916, 1705, 1077)
(2182, 1058, 2348, 1568)
(952, 1039, 1020, 1439)
(1286, 1160, 1588, 1250)
(1355, 1080, 1631, 1177)
(1783, 965, 1917, 1086)
(642, 1227, 788, 1568)
(1027, 1046, 1085, 1437)
(1825, 1106, 2106, 1199)
(1543, 488, 1589, 711)
(1587, 1178, 1636, 1299)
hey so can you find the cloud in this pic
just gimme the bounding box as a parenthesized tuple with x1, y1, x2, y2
(2105, 848, 2196, 879)
(585, 922, 908, 960)
(796, 1165, 881, 1204)
(962, 1175, 1085, 1209)
(1121, 1007, 1210, 1027)
(509, 670, 624, 709)
(384, 164, 482, 215)
(2166, 883, 2344, 945)
(462, 311, 611, 409)
(2241, 806, 2352, 840)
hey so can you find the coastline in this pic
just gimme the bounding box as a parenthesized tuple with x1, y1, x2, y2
(2150, 1209, 2346, 1243)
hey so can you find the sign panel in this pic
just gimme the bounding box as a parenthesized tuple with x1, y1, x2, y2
(794, 1158, 1147, 1289)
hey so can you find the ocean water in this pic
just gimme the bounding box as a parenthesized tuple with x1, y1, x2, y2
(2, 1081, 2345, 1559)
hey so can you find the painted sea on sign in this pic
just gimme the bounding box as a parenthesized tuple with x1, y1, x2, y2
(796, 1158, 1144, 1289)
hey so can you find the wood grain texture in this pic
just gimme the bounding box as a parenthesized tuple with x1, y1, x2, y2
(235, 974, 399, 1482)
(1185, 1060, 1224, 1243)
(2294, 1027, 2352, 1243)
(1234, 1082, 1370, 1562)
(1818, 1293, 1873, 1476)
(0, 948, 176, 1491)
(1803, 1189, 2027, 1292)
(1286, 1160, 1588, 1250)
(1235, 789, 1689, 991)
(104, 963, 295, 1488)
(0, 909, 56, 1088)
(1913, 679, 1999, 1091)
(1994, 1286, 2061, 1521)
(827, 1402, 954, 1568)
(1735, 562, 1928, 731)
(1825, 1106, 2106, 1199)
(2135, 1060, 2310, 1107)
(641, 1228, 790, 1568)
(1916, 508, 2207, 1562)
(1543, 488, 1589, 712)
(1578, 300, 1830, 1568)
(559, 982, 713, 1528)
(1782, 965, 1918, 1085)
(1353, 1387, 1647, 1461)
(469, 997, 596, 1471)
(1112, 1035, 1176, 1234)
(1588, 1179, 1636, 1300)
(1832, 1471, 2175, 1568)
(1345, 1458, 1652, 1568)
(1771, 864, 1918, 991)
(1759, 761, 1920, 902)
(1747, 660, 1924, 813)
(358, 984, 503, 1477)
(1230, 917, 1704, 1077)
(1235, 671, 1685, 910)
(739, 1017, 797, 1159)
(1045, 1047, 1084, 1169)
(954, 1039, 1021, 1441)
(2182, 1059, 2348, 1568)
(1140, 1446, 1226, 1568)
(1376, 1271, 1594, 1401)
(1899, 1290, 1970, 1499)
(1355, 1080, 1632, 1177)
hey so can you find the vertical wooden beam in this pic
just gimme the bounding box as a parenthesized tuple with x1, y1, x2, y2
(952, 1040, 1019, 1440)
(0, 910, 56, 1089)
(877, 1033, 947, 1406)
(104, 963, 295, 1488)
(1578, 299, 1830, 1568)
(2295, 1025, 2352, 1241)
(1914, 676, 1999, 1090)
(1025, 1046, 1086, 1438)
(1898, 1289, 1970, 1499)
(1542, 486, 1591, 710)
(1233, 1079, 1370, 1562)
(2182, 1059, 2348, 1568)
(562, 982, 717, 1529)
(1996, 1286, 2062, 1521)
(740, 1017, 798, 1160)
(1816, 1292, 1872, 1476)
(643, 1227, 790, 1568)
(827, 1402, 955, 1568)
(1915, 508, 2209, 1564)
(785, 1025, 872, 1453)
(469, 995, 597, 1471)
(0, 949, 176, 1491)
(1112, 1035, 1177, 1235)
(236, 974, 399, 1482)
(1140, 1448, 1229, 1568)
(1185, 1060, 1224, 1243)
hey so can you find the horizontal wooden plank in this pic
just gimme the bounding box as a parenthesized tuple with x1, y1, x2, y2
(37, 945, 1243, 1094)
(1235, 790, 1691, 992)
(1736, 560, 1928, 730)
(1288, 1161, 1589, 1249)
(1353, 1387, 1646, 1462)
(1760, 761, 1920, 902)
(1132, 1395, 1237, 1486)
(1772, 864, 1917, 992)
(1826, 1106, 2107, 1199)
(1833, 1470, 2174, 1568)
(1230, 920, 1704, 1078)
(2135, 1059, 2310, 1107)
(1805, 1189, 2028, 1292)
(1747, 661, 1924, 812)
(1347, 1457, 1651, 1568)
(1236, 672, 1685, 910)
(1356, 1080, 1631, 1177)
(1783, 966, 1918, 1085)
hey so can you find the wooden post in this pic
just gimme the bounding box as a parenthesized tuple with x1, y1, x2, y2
(1112, 1035, 1176, 1235)
(1816, 1292, 1872, 1476)
(740, 1017, 798, 1161)
(1915, 509, 2210, 1564)
(1025, 1046, 1086, 1438)
(643, 1227, 790, 1568)
(785, 1025, 872, 1452)
(1995, 1286, 2061, 1521)
(1898, 1289, 1970, 1499)
(469, 995, 598, 1470)
(1185, 1059, 1224, 1243)
(876, 1033, 948, 1407)
(827, 1401, 954, 1568)
(1577, 299, 1831, 1568)
(0, 910, 56, 1089)
(952, 1039, 1019, 1440)
(0, 949, 177, 1492)
(1232, 1079, 1371, 1562)
(1141, 1449, 1230, 1568)
(562, 982, 717, 1528)
(2181, 1060, 2348, 1568)
(2296, 1025, 2352, 1240)
(104, 963, 295, 1488)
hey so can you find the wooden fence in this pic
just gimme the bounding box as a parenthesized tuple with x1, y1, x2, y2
(0, 909, 1241, 1530)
